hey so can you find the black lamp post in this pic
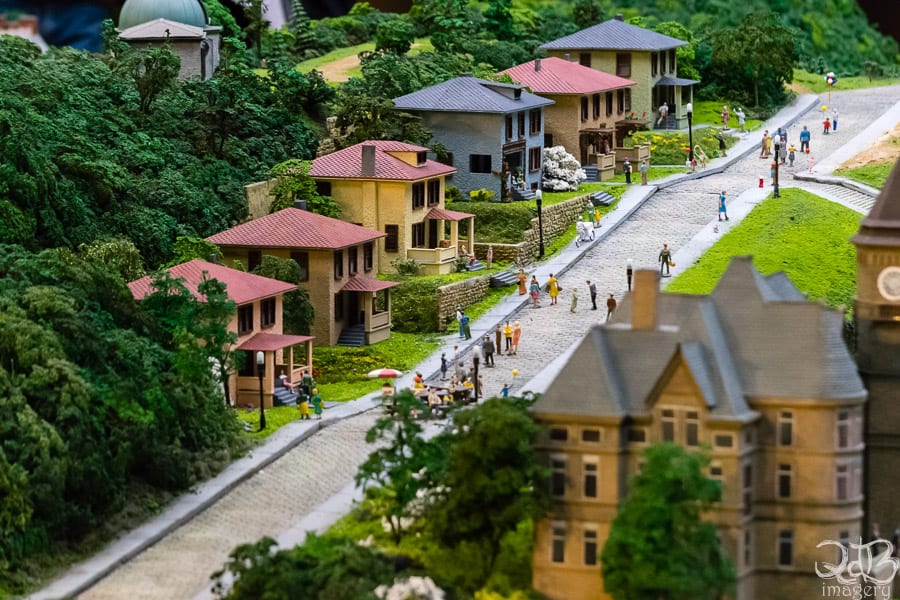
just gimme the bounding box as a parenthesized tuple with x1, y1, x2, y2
(773, 141, 781, 198)
(536, 189, 545, 259)
(686, 102, 694, 165)
(626, 259, 633, 292)
(256, 351, 266, 431)
(472, 345, 482, 403)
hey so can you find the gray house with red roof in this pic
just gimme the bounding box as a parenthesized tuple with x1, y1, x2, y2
(392, 75, 554, 200)
(207, 207, 398, 347)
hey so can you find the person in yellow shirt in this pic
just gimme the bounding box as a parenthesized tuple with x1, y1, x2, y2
(547, 273, 559, 305)
(502, 320, 513, 354)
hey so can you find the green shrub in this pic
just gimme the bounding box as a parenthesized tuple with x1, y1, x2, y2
(390, 278, 442, 333)
(447, 201, 534, 244)
(469, 188, 496, 202)
(391, 257, 421, 276)
(445, 185, 463, 203)
(632, 129, 734, 165)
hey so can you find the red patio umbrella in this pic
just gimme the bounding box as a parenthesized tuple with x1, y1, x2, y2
(367, 368, 404, 379)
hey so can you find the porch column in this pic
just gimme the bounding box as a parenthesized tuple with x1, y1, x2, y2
(468, 217, 475, 256)
(450, 221, 459, 251)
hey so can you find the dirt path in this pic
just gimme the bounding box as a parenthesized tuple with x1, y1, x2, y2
(839, 121, 900, 169)
(316, 53, 360, 82)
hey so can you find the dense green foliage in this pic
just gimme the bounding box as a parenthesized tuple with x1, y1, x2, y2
(0, 246, 241, 593)
(666, 189, 862, 310)
(602, 444, 735, 600)
(388, 278, 443, 333)
(251, 255, 315, 335)
(835, 161, 896, 189)
(447, 201, 537, 243)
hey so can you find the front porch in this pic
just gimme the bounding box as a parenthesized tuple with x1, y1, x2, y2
(652, 76, 698, 129)
(233, 333, 315, 408)
(411, 207, 476, 275)
(338, 275, 400, 345)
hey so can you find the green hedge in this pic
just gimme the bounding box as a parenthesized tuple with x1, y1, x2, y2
(632, 128, 732, 165)
(446, 201, 535, 243)
(390, 278, 443, 333)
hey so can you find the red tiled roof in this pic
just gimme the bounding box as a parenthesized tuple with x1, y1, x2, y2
(236, 332, 315, 351)
(425, 207, 475, 221)
(128, 259, 296, 305)
(207, 208, 385, 250)
(309, 140, 457, 181)
(500, 57, 635, 95)
(340, 275, 400, 292)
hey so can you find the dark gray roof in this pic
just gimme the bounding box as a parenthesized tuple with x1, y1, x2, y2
(656, 75, 700, 86)
(540, 18, 687, 52)
(392, 75, 554, 114)
(852, 158, 900, 247)
(534, 257, 866, 420)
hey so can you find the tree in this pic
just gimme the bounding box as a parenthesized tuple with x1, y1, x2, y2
(572, 0, 603, 29)
(129, 42, 181, 112)
(167, 236, 222, 267)
(288, 0, 316, 55)
(268, 159, 341, 218)
(194, 276, 238, 406)
(484, 0, 515, 40)
(655, 21, 700, 81)
(601, 444, 735, 600)
(375, 17, 417, 55)
(75, 238, 145, 281)
(241, 0, 270, 66)
(423, 397, 549, 593)
(252, 255, 315, 336)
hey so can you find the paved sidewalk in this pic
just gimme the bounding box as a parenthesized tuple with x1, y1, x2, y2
(32, 85, 900, 600)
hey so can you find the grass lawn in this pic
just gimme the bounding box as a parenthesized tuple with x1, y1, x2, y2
(689, 100, 764, 131)
(666, 188, 862, 310)
(792, 68, 900, 94)
(296, 38, 434, 75)
(835, 162, 895, 189)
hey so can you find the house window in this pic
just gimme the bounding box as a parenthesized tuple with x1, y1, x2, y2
(551, 457, 566, 497)
(777, 464, 792, 499)
(551, 525, 566, 563)
(669, 49, 676, 72)
(837, 411, 849, 448)
(651, 52, 658, 76)
(385, 225, 399, 252)
(624, 88, 631, 112)
(529, 109, 541, 134)
(517, 112, 525, 138)
(836, 464, 849, 500)
(334, 292, 343, 320)
(333, 250, 344, 279)
(348, 246, 358, 274)
(505, 115, 513, 140)
(238, 305, 253, 334)
(550, 427, 568, 441)
(580, 97, 588, 121)
(248, 250, 262, 272)
(685, 411, 699, 446)
(411, 222, 425, 248)
(661, 408, 675, 442)
(616, 53, 631, 77)
(592, 93, 601, 118)
(778, 411, 793, 446)
(581, 429, 600, 443)
(628, 427, 646, 443)
(744, 529, 752, 567)
(416, 150, 427, 166)
(363, 242, 374, 270)
(605, 91, 613, 116)
(260, 298, 275, 328)
(742, 463, 752, 515)
(583, 460, 598, 498)
(427, 179, 441, 206)
(373, 289, 388, 314)
(709, 464, 723, 480)
(584, 529, 598, 566)
(528, 146, 541, 173)
(315, 180, 332, 196)
(660, 50, 667, 73)
(412, 182, 425, 209)
(714, 434, 734, 448)
(617, 89, 624, 113)
(290, 251, 309, 282)
(469, 154, 492, 174)
(778, 530, 793, 566)
(579, 52, 591, 67)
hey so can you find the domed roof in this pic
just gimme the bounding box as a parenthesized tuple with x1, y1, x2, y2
(118, 0, 208, 30)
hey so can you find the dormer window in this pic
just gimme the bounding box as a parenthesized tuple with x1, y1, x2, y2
(514, 88, 522, 100)
(416, 151, 427, 166)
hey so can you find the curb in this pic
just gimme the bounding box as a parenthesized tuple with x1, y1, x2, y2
(792, 172, 880, 197)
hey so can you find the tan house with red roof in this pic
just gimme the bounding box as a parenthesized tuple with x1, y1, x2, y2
(308, 140, 475, 275)
(500, 57, 636, 169)
(207, 207, 398, 347)
(128, 259, 314, 408)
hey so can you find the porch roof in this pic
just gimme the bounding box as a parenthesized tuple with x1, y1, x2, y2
(425, 207, 475, 221)
(236, 332, 314, 352)
(655, 75, 699, 87)
(341, 275, 400, 292)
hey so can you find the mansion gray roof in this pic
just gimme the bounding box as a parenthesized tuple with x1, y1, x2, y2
(533, 257, 866, 421)
(392, 75, 554, 114)
(540, 18, 688, 52)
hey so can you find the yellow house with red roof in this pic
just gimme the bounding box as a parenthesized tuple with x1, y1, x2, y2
(128, 259, 313, 408)
(207, 207, 398, 347)
(308, 140, 475, 275)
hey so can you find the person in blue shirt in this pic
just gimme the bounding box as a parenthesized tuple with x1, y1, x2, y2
(718, 191, 729, 221)
(799, 126, 811, 153)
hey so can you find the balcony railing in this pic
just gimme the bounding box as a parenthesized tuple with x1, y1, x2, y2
(406, 246, 457, 265)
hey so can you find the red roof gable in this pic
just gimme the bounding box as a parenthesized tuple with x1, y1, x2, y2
(340, 275, 400, 292)
(309, 140, 457, 181)
(236, 332, 315, 351)
(500, 57, 635, 95)
(128, 259, 296, 305)
(207, 208, 385, 250)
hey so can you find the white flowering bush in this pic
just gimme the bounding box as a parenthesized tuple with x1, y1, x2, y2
(375, 576, 446, 600)
(542, 145, 586, 191)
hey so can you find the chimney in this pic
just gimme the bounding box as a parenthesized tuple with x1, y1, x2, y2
(615, 13, 624, 21)
(534, 58, 541, 71)
(293, 199, 307, 211)
(563, 53, 570, 61)
(361, 144, 376, 177)
(208, 253, 218, 264)
(631, 270, 660, 331)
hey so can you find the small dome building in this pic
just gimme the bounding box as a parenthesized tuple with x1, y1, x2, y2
(117, 0, 221, 81)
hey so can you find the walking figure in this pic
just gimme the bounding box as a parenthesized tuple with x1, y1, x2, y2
(832, 108, 838, 132)
(511, 321, 522, 355)
(440, 352, 448, 380)
(639, 159, 648, 185)
(721, 105, 729, 128)
(503, 320, 513, 353)
(587, 280, 598, 310)
(570, 288, 578, 313)
(456, 305, 464, 338)
(461, 311, 471, 339)
(718, 191, 729, 221)
(735, 107, 746, 132)
(659, 243, 673, 277)
(495, 324, 503, 356)
(547, 273, 560, 305)
(311, 388, 323, 420)
(501, 383, 511, 398)
(623, 158, 632, 184)
(529, 276, 541, 308)
(823, 117, 831, 135)
(481, 335, 495, 367)
(788, 144, 796, 166)
(606, 294, 617, 322)
(517, 268, 527, 295)
(799, 126, 810, 153)
(657, 101, 669, 126)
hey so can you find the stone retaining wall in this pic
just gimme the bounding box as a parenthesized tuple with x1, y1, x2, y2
(436, 275, 491, 329)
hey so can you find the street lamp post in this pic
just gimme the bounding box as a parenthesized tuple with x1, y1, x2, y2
(536, 190, 545, 259)
(472, 345, 482, 402)
(686, 102, 694, 165)
(773, 141, 781, 198)
(256, 351, 266, 431)
(626, 259, 633, 292)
